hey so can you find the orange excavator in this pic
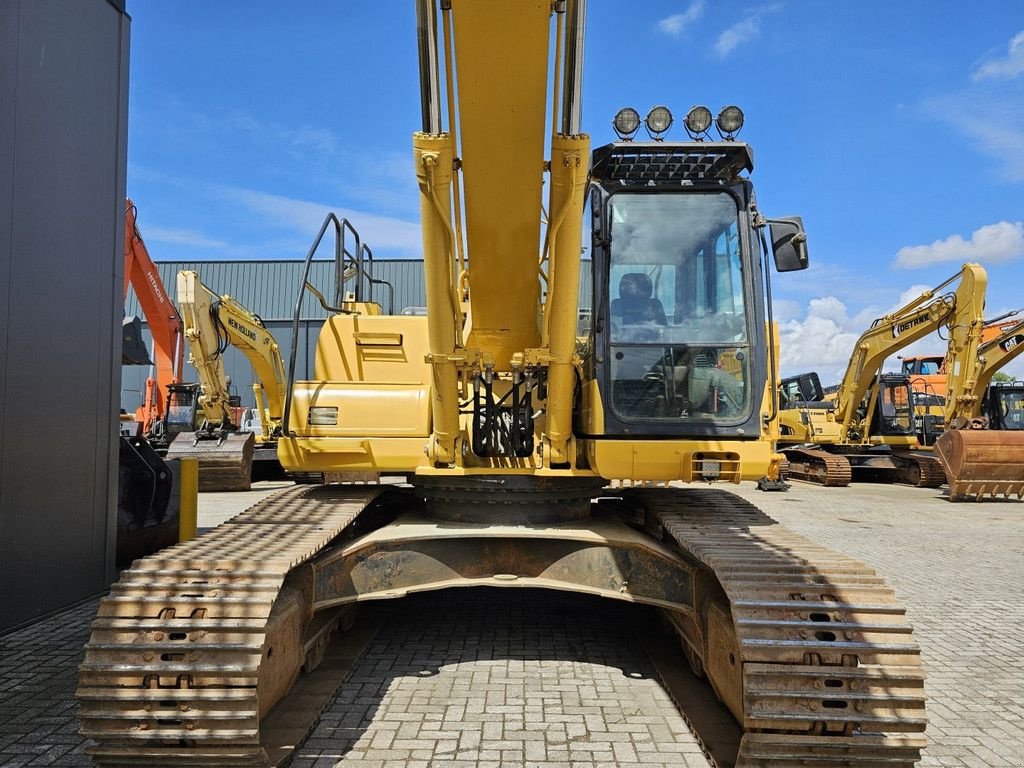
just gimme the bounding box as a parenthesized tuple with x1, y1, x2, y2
(118, 199, 184, 563)
(122, 198, 185, 437)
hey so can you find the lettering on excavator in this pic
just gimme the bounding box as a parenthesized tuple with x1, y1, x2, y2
(1001, 334, 1023, 352)
(893, 314, 929, 337)
(228, 316, 259, 341)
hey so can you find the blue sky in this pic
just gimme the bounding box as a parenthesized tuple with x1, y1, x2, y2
(126, 2, 1024, 381)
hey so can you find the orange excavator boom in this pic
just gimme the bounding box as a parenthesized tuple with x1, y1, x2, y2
(123, 198, 184, 434)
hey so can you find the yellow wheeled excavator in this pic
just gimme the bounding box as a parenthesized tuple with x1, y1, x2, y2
(164, 271, 290, 491)
(779, 263, 986, 487)
(78, 2, 928, 765)
(932, 310, 1024, 500)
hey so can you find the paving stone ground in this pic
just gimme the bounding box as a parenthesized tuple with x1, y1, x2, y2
(1, 480, 1021, 767)
(289, 590, 705, 768)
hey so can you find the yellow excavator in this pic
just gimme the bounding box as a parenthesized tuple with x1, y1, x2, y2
(779, 263, 987, 486)
(78, 3, 928, 765)
(932, 311, 1024, 500)
(900, 309, 1024, 445)
(165, 270, 288, 491)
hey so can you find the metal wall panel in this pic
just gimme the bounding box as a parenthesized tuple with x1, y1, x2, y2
(0, 0, 129, 631)
(122, 320, 324, 412)
(125, 258, 592, 321)
(125, 259, 431, 322)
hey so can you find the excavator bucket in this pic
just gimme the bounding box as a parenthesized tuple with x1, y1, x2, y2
(121, 315, 152, 365)
(166, 430, 255, 492)
(933, 428, 1024, 501)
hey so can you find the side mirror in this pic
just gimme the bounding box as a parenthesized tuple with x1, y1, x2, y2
(769, 216, 809, 272)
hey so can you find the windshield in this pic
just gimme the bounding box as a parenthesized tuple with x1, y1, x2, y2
(876, 381, 914, 436)
(606, 192, 751, 423)
(997, 389, 1024, 429)
(902, 358, 942, 376)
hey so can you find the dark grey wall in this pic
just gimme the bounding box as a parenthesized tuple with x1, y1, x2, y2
(0, 0, 130, 631)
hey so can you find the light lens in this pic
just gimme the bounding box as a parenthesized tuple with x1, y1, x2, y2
(716, 105, 744, 135)
(612, 107, 641, 139)
(645, 105, 673, 136)
(684, 105, 712, 135)
(309, 406, 339, 426)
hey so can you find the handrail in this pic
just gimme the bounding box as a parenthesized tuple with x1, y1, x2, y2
(285, 213, 343, 437)
(360, 244, 396, 315)
(337, 218, 362, 305)
(283, 213, 391, 437)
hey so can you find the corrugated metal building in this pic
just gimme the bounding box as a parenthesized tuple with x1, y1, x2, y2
(123, 259, 594, 412)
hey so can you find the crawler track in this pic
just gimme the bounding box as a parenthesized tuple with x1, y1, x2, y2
(80, 483, 927, 767)
(625, 487, 927, 767)
(783, 447, 946, 489)
(894, 451, 947, 489)
(780, 448, 853, 486)
(77, 485, 385, 767)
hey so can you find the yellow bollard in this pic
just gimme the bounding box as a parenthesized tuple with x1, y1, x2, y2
(178, 457, 199, 542)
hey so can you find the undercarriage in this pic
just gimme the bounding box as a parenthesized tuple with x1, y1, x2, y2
(78, 482, 927, 766)
(781, 446, 946, 489)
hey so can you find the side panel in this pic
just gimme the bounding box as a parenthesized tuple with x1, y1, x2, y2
(0, 0, 130, 630)
(278, 315, 432, 473)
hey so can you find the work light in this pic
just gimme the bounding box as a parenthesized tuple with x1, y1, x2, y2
(716, 105, 744, 138)
(645, 106, 673, 139)
(684, 105, 712, 138)
(612, 107, 640, 140)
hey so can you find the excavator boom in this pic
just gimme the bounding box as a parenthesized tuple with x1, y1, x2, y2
(934, 310, 1024, 500)
(122, 199, 184, 434)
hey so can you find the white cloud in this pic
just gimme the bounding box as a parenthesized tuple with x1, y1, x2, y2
(715, 18, 759, 57)
(893, 221, 1024, 269)
(142, 226, 228, 249)
(924, 92, 1024, 183)
(778, 296, 861, 384)
(972, 30, 1024, 81)
(923, 34, 1024, 181)
(216, 186, 423, 257)
(714, 4, 783, 58)
(777, 284, 957, 383)
(657, 0, 705, 37)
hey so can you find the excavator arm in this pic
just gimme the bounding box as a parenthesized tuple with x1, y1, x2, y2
(176, 270, 287, 439)
(833, 263, 986, 439)
(956, 312, 1024, 417)
(123, 199, 184, 434)
(934, 308, 1024, 501)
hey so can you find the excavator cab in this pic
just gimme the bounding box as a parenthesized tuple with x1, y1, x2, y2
(586, 140, 807, 439)
(779, 372, 826, 407)
(160, 382, 201, 443)
(870, 374, 916, 438)
(983, 383, 1024, 430)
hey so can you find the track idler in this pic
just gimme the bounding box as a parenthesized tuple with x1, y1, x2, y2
(934, 428, 1024, 501)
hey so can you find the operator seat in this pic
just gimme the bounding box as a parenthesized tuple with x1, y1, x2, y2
(610, 272, 667, 325)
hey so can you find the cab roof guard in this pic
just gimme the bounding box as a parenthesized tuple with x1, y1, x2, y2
(591, 141, 754, 184)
